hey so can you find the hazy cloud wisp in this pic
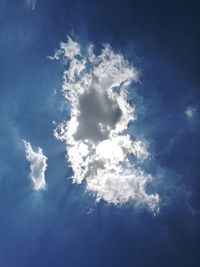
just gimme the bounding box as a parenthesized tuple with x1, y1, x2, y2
(185, 106, 196, 119)
(25, 0, 37, 10)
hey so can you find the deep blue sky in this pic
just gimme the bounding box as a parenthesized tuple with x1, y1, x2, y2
(0, 0, 200, 266)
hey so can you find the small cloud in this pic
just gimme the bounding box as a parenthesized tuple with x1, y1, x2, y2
(23, 140, 47, 191)
(25, 0, 37, 10)
(185, 106, 196, 119)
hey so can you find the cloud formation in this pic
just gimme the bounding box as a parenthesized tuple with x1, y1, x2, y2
(52, 37, 159, 213)
(23, 140, 47, 191)
(25, 0, 37, 10)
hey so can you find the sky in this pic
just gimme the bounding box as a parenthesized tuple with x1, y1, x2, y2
(0, 0, 200, 267)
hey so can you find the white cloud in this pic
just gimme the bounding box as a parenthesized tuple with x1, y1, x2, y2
(25, 0, 37, 10)
(52, 37, 159, 213)
(185, 106, 196, 119)
(23, 140, 47, 191)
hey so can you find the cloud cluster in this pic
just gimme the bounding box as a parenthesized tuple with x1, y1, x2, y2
(23, 140, 47, 191)
(52, 37, 159, 212)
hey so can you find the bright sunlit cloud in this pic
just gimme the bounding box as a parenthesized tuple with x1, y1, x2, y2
(51, 36, 159, 213)
(23, 140, 47, 191)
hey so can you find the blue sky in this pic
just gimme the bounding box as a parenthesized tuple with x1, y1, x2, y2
(0, 0, 200, 266)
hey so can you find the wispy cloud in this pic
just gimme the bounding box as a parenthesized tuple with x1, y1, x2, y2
(25, 0, 37, 10)
(185, 106, 196, 119)
(23, 140, 47, 191)
(51, 37, 159, 213)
